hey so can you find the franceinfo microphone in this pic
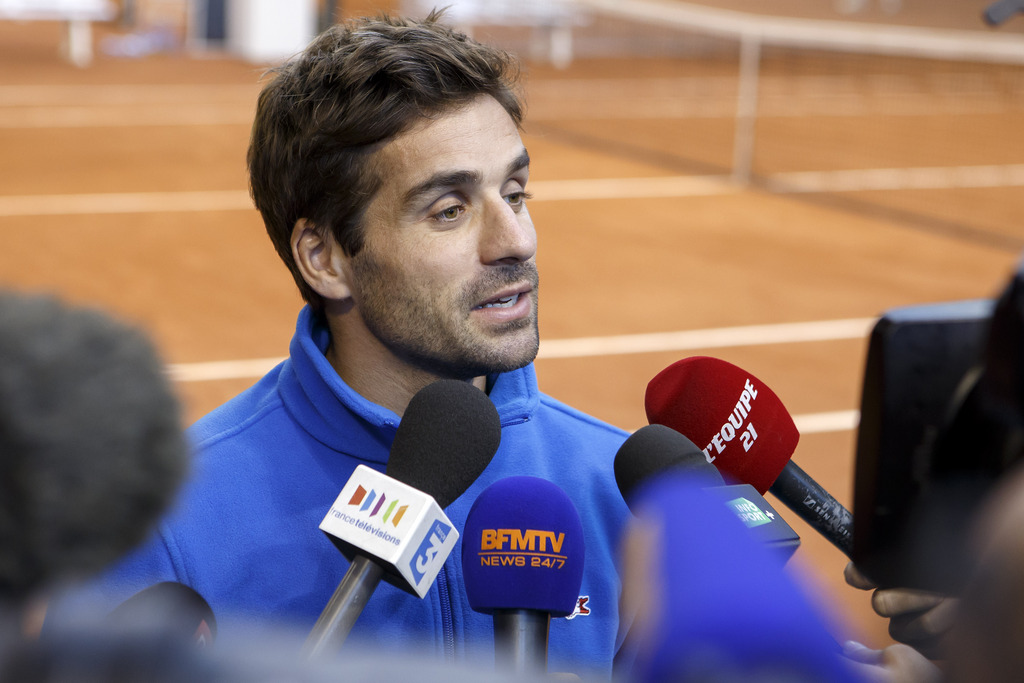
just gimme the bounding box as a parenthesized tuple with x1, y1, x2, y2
(614, 424, 800, 563)
(462, 476, 585, 674)
(304, 380, 501, 658)
(645, 356, 854, 557)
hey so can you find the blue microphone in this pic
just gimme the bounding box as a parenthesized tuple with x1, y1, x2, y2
(462, 476, 585, 674)
(625, 474, 860, 683)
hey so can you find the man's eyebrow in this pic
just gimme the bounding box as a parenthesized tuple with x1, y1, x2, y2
(507, 149, 530, 177)
(403, 170, 481, 209)
(402, 148, 531, 209)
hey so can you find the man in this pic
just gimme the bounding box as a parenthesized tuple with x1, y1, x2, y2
(79, 11, 631, 678)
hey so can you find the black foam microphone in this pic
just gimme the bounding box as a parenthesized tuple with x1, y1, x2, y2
(303, 380, 501, 658)
(0, 293, 188, 604)
(614, 423, 726, 500)
(615, 424, 800, 562)
(462, 476, 585, 673)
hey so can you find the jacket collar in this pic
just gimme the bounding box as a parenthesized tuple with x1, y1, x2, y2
(279, 306, 539, 461)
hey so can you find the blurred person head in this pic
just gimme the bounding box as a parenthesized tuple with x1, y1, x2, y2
(0, 292, 188, 615)
(944, 461, 1024, 683)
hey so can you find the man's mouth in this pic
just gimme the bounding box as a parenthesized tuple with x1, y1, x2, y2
(475, 292, 521, 309)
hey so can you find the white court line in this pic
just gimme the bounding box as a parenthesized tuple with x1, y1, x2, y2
(0, 106, 255, 128)
(0, 84, 259, 105)
(167, 318, 871, 434)
(538, 318, 874, 358)
(529, 175, 739, 199)
(169, 357, 286, 383)
(0, 190, 255, 216)
(793, 409, 860, 435)
(3, 163, 1023, 218)
(169, 318, 873, 381)
(2, 76, 1019, 127)
(767, 164, 1024, 193)
(0, 179, 735, 217)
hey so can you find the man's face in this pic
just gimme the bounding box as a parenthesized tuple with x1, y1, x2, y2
(345, 94, 539, 380)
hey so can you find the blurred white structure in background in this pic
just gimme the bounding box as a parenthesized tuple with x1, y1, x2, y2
(0, 0, 116, 66)
(402, 0, 584, 68)
(225, 0, 316, 63)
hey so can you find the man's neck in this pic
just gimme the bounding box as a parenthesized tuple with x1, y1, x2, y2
(322, 313, 485, 416)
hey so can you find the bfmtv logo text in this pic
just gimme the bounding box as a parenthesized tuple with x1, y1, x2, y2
(478, 528, 566, 569)
(409, 520, 451, 585)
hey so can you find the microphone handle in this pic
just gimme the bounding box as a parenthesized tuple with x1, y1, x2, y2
(768, 461, 854, 557)
(493, 609, 550, 673)
(303, 554, 386, 658)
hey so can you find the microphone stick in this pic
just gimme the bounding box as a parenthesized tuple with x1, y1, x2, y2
(769, 461, 853, 557)
(305, 555, 384, 653)
(493, 610, 550, 672)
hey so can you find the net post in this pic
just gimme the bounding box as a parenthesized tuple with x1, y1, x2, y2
(732, 32, 762, 186)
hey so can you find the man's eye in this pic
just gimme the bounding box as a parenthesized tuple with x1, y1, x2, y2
(506, 191, 531, 208)
(438, 205, 463, 221)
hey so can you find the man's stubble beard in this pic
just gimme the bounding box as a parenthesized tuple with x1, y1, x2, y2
(349, 254, 540, 381)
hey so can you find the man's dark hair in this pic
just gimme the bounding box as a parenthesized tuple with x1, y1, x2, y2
(0, 292, 188, 604)
(247, 11, 525, 313)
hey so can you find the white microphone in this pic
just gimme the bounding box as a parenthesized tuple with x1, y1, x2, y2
(303, 380, 501, 658)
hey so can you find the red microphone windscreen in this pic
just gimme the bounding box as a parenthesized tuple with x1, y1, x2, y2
(645, 356, 799, 494)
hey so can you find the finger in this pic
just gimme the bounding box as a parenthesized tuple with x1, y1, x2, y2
(871, 589, 945, 618)
(887, 599, 960, 643)
(841, 660, 893, 683)
(880, 644, 944, 683)
(842, 640, 884, 664)
(844, 562, 877, 590)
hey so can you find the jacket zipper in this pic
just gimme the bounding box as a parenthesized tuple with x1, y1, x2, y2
(438, 563, 455, 662)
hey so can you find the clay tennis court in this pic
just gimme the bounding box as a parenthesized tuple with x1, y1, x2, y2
(2, 0, 1023, 652)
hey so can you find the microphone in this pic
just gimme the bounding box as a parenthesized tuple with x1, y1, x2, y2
(614, 424, 800, 562)
(614, 423, 725, 498)
(105, 582, 216, 648)
(304, 379, 501, 657)
(622, 473, 859, 683)
(645, 356, 854, 557)
(461, 476, 585, 674)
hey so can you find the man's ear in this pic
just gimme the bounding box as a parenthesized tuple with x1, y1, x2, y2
(291, 218, 353, 301)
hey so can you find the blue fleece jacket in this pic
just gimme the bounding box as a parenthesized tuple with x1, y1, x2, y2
(89, 307, 631, 677)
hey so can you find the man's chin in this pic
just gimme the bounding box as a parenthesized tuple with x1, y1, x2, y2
(493, 326, 540, 368)
(455, 332, 539, 378)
